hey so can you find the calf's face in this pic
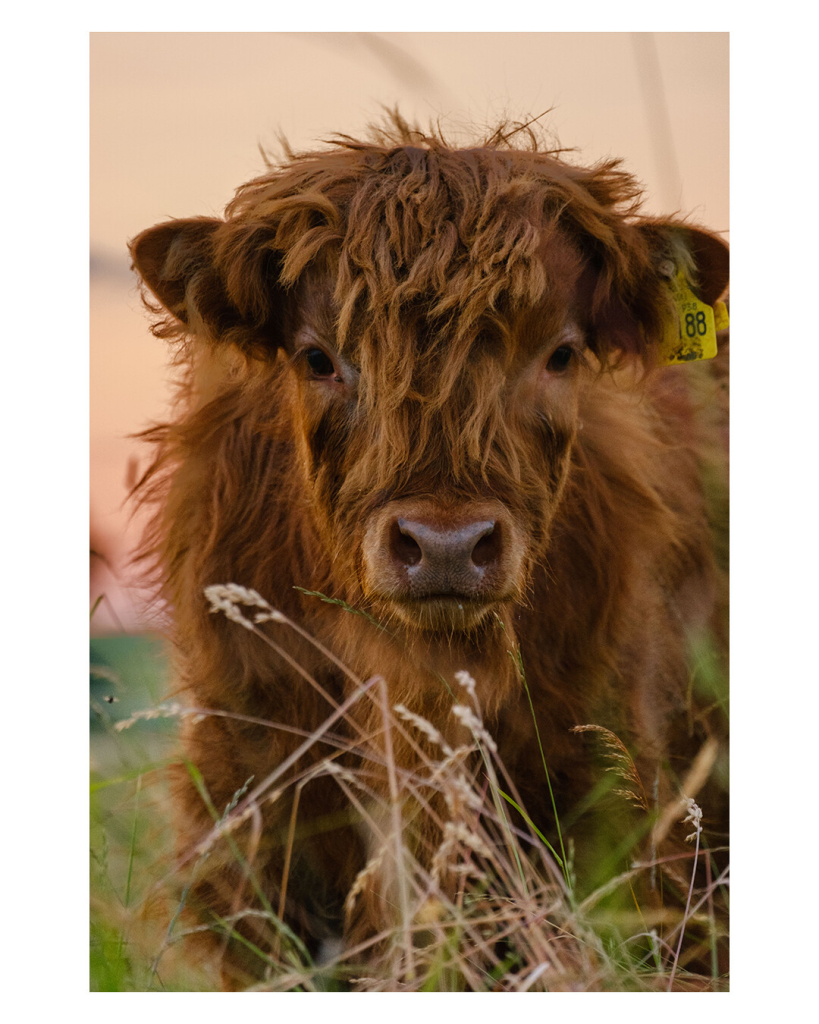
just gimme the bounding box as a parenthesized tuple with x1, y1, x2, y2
(283, 240, 589, 635)
(130, 141, 727, 640)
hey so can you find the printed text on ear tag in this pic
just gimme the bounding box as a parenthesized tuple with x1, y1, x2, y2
(658, 270, 723, 366)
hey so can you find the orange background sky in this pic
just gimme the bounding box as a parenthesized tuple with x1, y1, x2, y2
(90, 32, 728, 632)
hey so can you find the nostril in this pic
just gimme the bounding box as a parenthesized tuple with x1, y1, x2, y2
(392, 519, 423, 567)
(470, 523, 501, 567)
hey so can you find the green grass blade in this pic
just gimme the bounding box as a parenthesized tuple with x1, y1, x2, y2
(293, 586, 389, 633)
(496, 787, 563, 867)
(509, 645, 570, 890)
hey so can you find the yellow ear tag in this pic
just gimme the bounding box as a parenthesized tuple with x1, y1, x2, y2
(658, 270, 726, 366)
(713, 300, 730, 332)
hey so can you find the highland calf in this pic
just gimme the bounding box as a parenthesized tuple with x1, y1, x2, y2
(131, 117, 728, 988)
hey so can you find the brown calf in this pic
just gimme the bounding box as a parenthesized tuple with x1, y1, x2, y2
(131, 117, 728, 987)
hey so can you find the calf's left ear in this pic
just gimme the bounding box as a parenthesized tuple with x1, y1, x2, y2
(647, 222, 729, 305)
(588, 221, 729, 361)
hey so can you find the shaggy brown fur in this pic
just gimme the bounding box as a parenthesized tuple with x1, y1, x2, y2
(130, 115, 728, 987)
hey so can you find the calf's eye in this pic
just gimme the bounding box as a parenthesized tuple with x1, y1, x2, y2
(305, 348, 336, 377)
(547, 346, 573, 373)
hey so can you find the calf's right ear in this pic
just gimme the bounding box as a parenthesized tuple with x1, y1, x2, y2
(130, 217, 290, 353)
(129, 217, 224, 327)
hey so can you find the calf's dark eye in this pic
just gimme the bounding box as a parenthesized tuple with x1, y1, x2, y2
(547, 346, 573, 373)
(305, 348, 336, 377)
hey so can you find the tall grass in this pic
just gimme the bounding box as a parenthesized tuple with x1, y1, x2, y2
(90, 587, 728, 992)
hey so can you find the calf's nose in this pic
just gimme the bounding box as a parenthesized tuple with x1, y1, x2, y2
(389, 517, 501, 589)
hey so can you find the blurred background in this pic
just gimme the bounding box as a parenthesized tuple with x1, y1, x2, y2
(90, 31, 728, 635)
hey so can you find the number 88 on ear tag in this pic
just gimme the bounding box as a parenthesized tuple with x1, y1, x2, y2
(658, 270, 725, 366)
